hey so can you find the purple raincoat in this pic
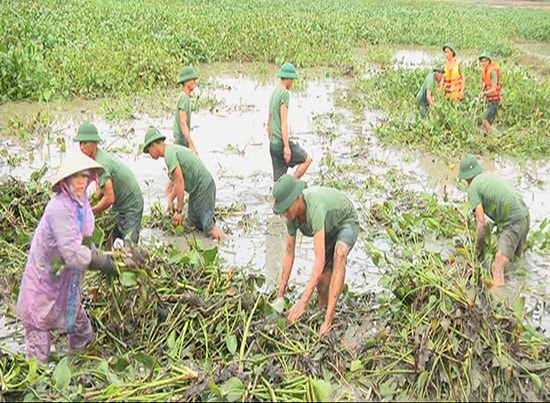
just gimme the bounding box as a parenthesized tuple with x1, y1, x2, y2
(17, 192, 94, 332)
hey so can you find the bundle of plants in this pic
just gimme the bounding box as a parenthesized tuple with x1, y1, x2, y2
(0, 167, 51, 247)
(362, 247, 550, 402)
(1, 239, 376, 402)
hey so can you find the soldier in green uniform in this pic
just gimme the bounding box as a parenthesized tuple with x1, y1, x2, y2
(416, 65, 444, 117)
(272, 174, 360, 337)
(75, 122, 144, 245)
(267, 62, 312, 182)
(173, 66, 199, 153)
(142, 127, 224, 241)
(458, 154, 530, 286)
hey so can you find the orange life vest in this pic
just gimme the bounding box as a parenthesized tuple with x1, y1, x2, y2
(482, 62, 501, 102)
(443, 58, 463, 100)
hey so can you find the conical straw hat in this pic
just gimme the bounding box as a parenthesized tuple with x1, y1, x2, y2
(51, 152, 104, 190)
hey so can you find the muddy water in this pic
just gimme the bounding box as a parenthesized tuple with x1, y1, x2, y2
(517, 41, 550, 63)
(1, 73, 549, 350)
(393, 47, 477, 69)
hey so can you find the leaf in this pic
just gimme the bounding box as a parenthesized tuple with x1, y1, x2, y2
(167, 330, 176, 351)
(379, 380, 396, 397)
(188, 250, 201, 266)
(52, 357, 72, 391)
(221, 377, 245, 402)
(120, 271, 137, 287)
(135, 352, 155, 371)
(111, 356, 130, 373)
(350, 359, 362, 373)
(226, 334, 238, 355)
(513, 296, 526, 318)
(92, 227, 105, 248)
(168, 252, 185, 265)
(209, 379, 222, 398)
(417, 370, 430, 390)
(529, 373, 542, 389)
(202, 247, 219, 266)
(268, 297, 285, 314)
(26, 357, 39, 383)
(311, 378, 330, 402)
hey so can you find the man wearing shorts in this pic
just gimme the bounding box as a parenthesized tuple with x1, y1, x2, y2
(142, 126, 224, 240)
(272, 174, 360, 337)
(267, 62, 312, 182)
(458, 154, 530, 287)
(478, 52, 502, 133)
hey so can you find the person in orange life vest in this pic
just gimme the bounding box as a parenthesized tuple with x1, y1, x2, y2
(478, 52, 502, 134)
(439, 43, 465, 101)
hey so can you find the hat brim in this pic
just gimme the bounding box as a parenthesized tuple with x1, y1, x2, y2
(273, 180, 306, 214)
(277, 72, 298, 79)
(142, 135, 166, 153)
(458, 164, 483, 180)
(74, 134, 101, 142)
(178, 74, 198, 84)
(51, 154, 104, 190)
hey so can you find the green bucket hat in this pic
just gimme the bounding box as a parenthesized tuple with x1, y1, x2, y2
(432, 64, 444, 73)
(142, 126, 166, 153)
(177, 66, 198, 84)
(458, 154, 483, 180)
(442, 43, 456, 56)
(478, 51, 492, 62)
(277, 62, 298, 79)
(74, 122, 102, 142)
(272, 174, 307, 214)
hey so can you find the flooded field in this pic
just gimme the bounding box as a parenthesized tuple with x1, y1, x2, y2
(1, 69, 550, 354)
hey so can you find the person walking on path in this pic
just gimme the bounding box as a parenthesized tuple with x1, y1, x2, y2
(478, 52, 502, 134)
(416, 65, 445, 117)
(440, 43, 465, 101)
(75, 122, 144, 246)
(142, 126, 224, 240)
(267, 62, 312, 182)
(458, 154, 530, 287)
(173, 66, 199, 153)
(272, 174, 360, 337)
(17, 152, 115, 363)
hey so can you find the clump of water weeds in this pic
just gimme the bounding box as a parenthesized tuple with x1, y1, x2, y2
(1, 171, 550, 402)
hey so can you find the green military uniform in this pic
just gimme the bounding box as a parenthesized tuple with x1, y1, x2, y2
(467, 172, 530, 259)
(416, 72, 436, 116)
(286, 186, 360, 270)
(164, 144, 217, 232)
(95, 149, 144, 244)
(173, 92, 192, 147)
(268, 63, 308, 182)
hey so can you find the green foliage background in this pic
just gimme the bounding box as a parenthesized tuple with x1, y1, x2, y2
(1, 0, 550, 101)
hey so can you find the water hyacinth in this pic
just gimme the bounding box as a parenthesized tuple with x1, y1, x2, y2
(1, 170, 549, 402)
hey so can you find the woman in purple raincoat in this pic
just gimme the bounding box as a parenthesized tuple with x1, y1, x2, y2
(17, 152, 115, 363)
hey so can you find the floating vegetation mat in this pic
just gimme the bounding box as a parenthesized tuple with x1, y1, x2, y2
(1, 173, 550, 402)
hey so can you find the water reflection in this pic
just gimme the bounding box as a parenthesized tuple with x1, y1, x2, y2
(394, 49, 439, 69)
